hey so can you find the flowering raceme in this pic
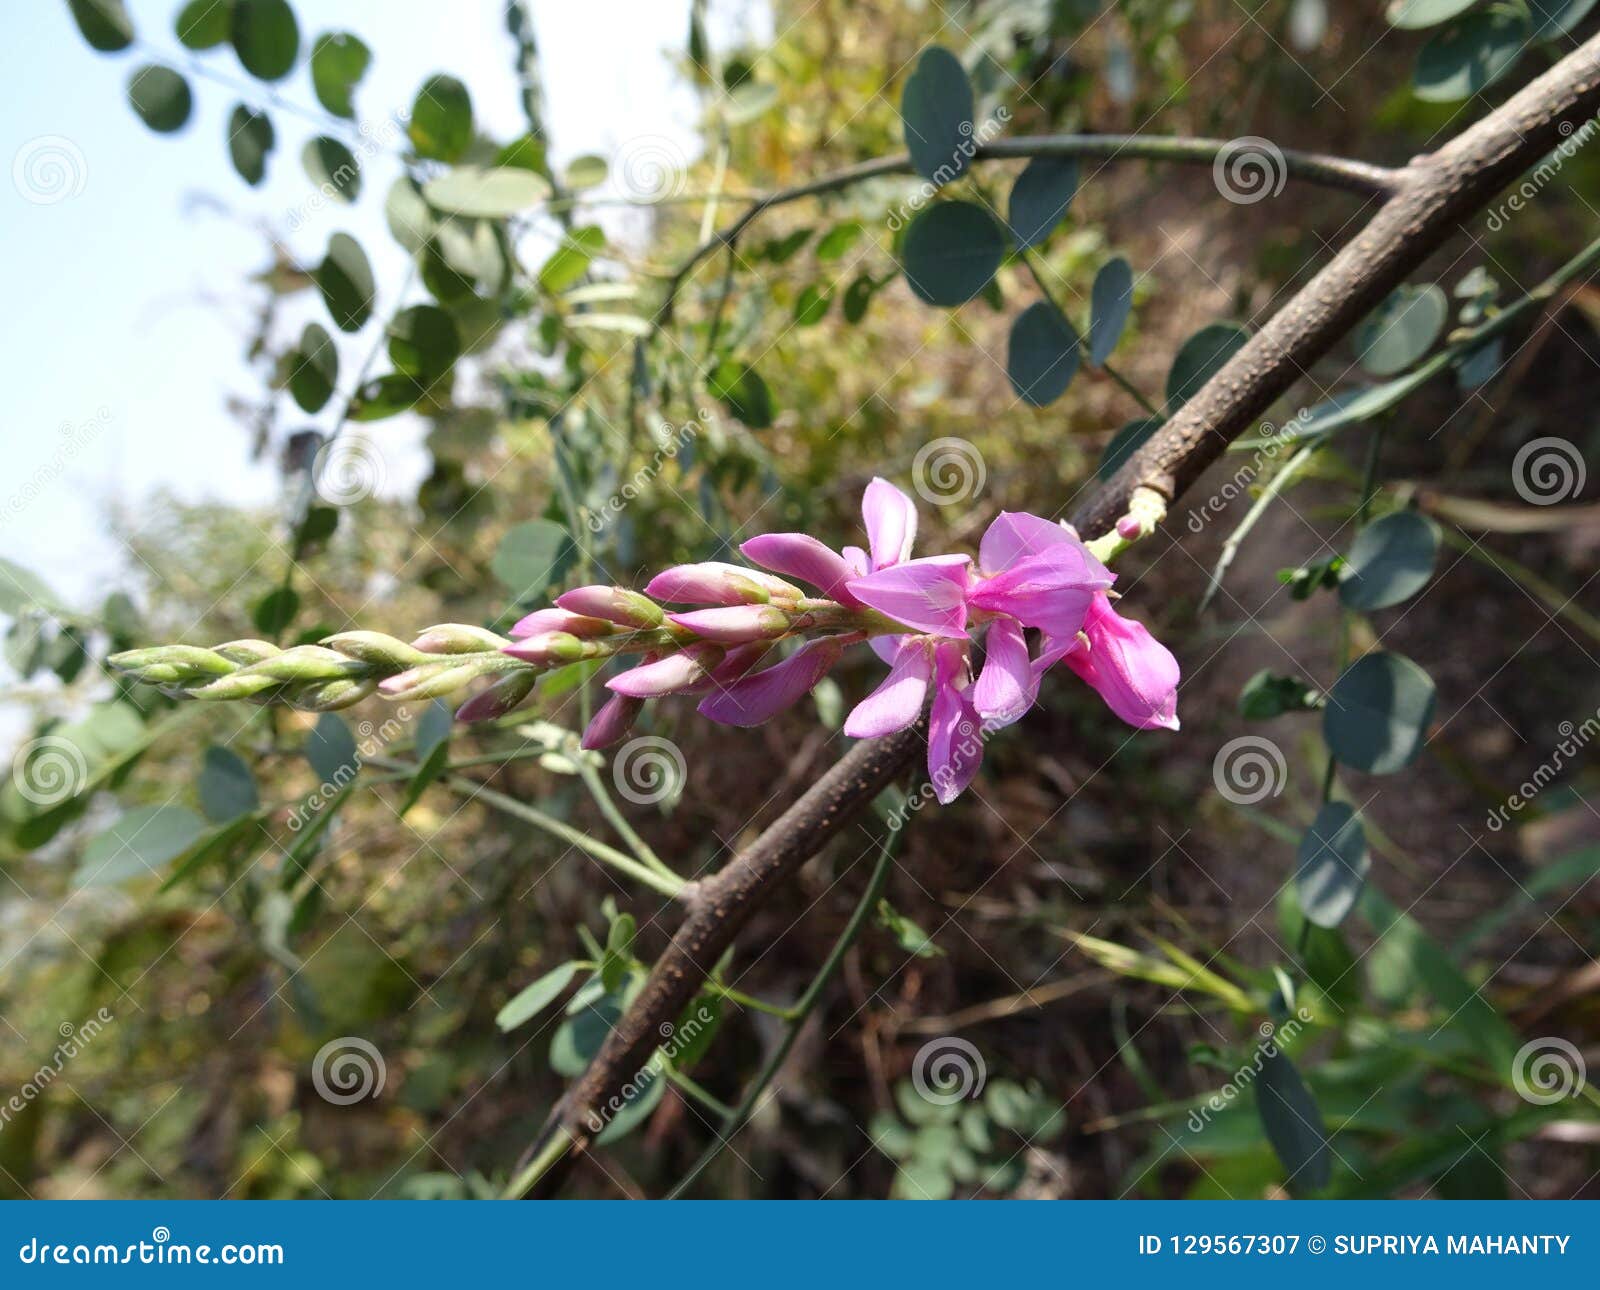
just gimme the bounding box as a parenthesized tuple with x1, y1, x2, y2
(109, 479, 1179, 806)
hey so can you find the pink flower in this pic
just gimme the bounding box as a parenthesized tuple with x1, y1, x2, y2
(1059, 592, 1180, 731)
(741, 476, 921, 606)
(846, 554, 971, 637)
(968, 512, 1113, 638)
(927, 641, 983, 803)
(581, 693, 644, 749)
(697, 638, 844, 727)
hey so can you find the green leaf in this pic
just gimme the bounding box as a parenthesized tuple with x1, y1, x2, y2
(385, 176, 436, 252)
(562, 154, 608, 190)
(538, 225, 605, 294)
(1239, 670, 1320, 719)
(198, 746, 259, 823)
(1386, 0, 1480, 28)
(1097, 417, 1162, 482)
(496, 961, 579, 1031)
(0, 558, 66, 616)
(491, 521, 577, 601)
(550, 987, 625, 1076)
(287, 321, 338, 413)
(1530, 0, 1599, 37)
(1007, 301, 1079, 407)
(1339, 511, 1440, 610)
(175, 0, 231, 49)
(1414, 10, 1528, 101)
(400, 700, 453, 814)
(306, 712, 359, 785)
(593, 1066, 667, 1145)
(423, 166, 550, 218)
(227, 103, 274, 186)
(1354, 283, 1447, 376)
(1007, 156, 1078, 249)
(348, 374, 424, 421)
(815, 222, 863, 261)
(792, 284, 832, 326)
(302, 135, 360, 203)
(251, 585, 299, 635)
(707, 360, 774, 429)
(901, 201, 1005, 306)
(1166, 322, 1248, 414)
(309, 32, 370, 118)
(69, 0, 134, 51)
(900, 46, 974, 185)
(127, 66, 193, 134)
(314, 232, 374, 333)
(1088, 256, 1134, 366)
(1296, 802, 1370, 928)
(1323, 651, 1437, 774)
(387, 305, 460, 385)
(75, 805, 208, 888)
(1255, 1048, 1330, 1192)
(231, 0, 299, 82)
(842, 273, 879, 324)
(409, 74, 473, 162)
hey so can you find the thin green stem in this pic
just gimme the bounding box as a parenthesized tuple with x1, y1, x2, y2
(574, 758, 682, 884)
(501, 1126, 574, 1200)
(705, 983, 797, 1019)
(665, 1067, 737, 1120)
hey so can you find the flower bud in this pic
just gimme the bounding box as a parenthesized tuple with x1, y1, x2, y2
(188, 671, 283, 701)
(411, 623, 510, 654)
(666, 606, 790, 644)
(1115, 514, 1141, 540)
(580, 693, 645, 749)
(379, 662, 483, 701)
(249, 645, 363, 683)
(555, 586, 664, 629)
(508, 608, 613, 640)
(607, 643, 724, 697)
(213, 640, 279, 665)
(107, 645, 234, 679)
(645, 562, 796, 607)
(321, 631, 427, 668)
(501, 631, 586, 665)
(456, 671, 539, 723)
(293, 679, 378, 711)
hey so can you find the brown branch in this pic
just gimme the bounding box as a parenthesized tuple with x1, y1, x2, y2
(522, 34, 1600, 1195)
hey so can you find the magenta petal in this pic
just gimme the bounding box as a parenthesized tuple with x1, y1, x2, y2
(509, 608, 610, 639)
(862, 477, 917, 570)
(846, 554, 971, 637)
(739, 534, 858, 604)
(666, 606, 789, 643)
(972, 618, 1035, 724)
(927, 641, 982, 803)
(1030, 631, 1085, 683)
(580, 694, 644, 749)
(644, 561, 788, 606)
(842, 545, 870, 578)
(607, 645, 722, 697)
(979, 510, 1080, 574)
(844, 639, 932, 738)
(1064, 593, 1180, 731)
(696, 638, 843, 727)
(969, 544, 1112, 636)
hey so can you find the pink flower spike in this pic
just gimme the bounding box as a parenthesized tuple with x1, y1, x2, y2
(969, 544, 1112, 636)
(501, 631, 586, 665)
(846, 554, 971, 637)
(739, 533, 859, 604)
(555, 585, 662, 628)
(844, 638, 932, 738)
(580, 693, 645, 749)
(645, 562, 783, 606)
(697, 637, 844, 727)
(862, 477, 918, 570)
(509, 608, 612, 640)
(666, 605, 790, 644)
(979, 511, 1081, 574)
(1063, 593, 1180, 731)
(927, 641, 983, 804)
(607, 644, 724, 697)
(973, 617, 1035, 724)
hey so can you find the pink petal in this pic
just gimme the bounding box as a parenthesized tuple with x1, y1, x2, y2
(644, 561, 790, 606)
(927, 641, 982, 803)
(580, 694, 644, 749)
(607, 644, 722, 697)
(969, 544, 1112, 636)
(846, 554, 971, 637)
(509, 608, 611, 639)
(972, 618, 1035, 724)
(979, 511, 1081, 574)
(696, 638, 844, 727)
(844, 639, 932, 738)
(862, 477, 918, 570)
(1030, 631, 1085, 683)
(739, 534, 858, 604)
(1063, 593, 1180, 731)
(842, 545, 870, 578)
(666, 606, 789, 643)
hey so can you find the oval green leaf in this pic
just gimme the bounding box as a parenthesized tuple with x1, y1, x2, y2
(1007, 301, 1080, 407)
(387, 305, 460, 385)
(1255, 1048, 1330, 1192)
(902, 201, 1005, 306)
(423, 165, 550, 218)
(900, 46, 975, 185)
(708, 360, 774, 429)
(69, 0, 134, 52)
(1414, 10, 1528, 102)
(1088, 256, 1134, 366)
(75, 806, 207, 887)
(227, 104, 274, 186)
(496, 961, 579, 1031)
(314, 232, 374, 333)
(1386, 0, 1480, 29)
(1354, 283, 1447, 376)
(127, 65, 193, 134)
(1166, 322, 1248, 414)
(1296, 802, 1370, 928)
(199, 746, 260, 823)
(409, 74, 473, 162)
(538, 225, 606, 294)
(306, 712, 359, 785)
(310, 32, 370, 118)
(1339, 511, 1440, 610)
(231, 0, 299, 82)
(563, 154, 608, 190)
(492, 521, 577, 601)
(1007, 156, 1078, 249)
(1323, 651, 1437, 774)
(175, 0, 231, 49)
(288, 321, 338, 413)
(1530, 0, 1600, 38)
(302, 135, 360, 203)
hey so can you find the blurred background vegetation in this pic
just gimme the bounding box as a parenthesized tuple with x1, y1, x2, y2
(2, 0, 1598, 1199)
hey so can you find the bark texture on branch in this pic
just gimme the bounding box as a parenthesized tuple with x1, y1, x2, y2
(525, 34, 1600, 1195)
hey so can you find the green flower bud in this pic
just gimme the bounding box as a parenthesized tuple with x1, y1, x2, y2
(322, 631, 428, 669)
(411, 623, 510, 654)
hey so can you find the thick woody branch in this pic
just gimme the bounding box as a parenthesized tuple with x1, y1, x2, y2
(525, 35, 1600, 1195)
